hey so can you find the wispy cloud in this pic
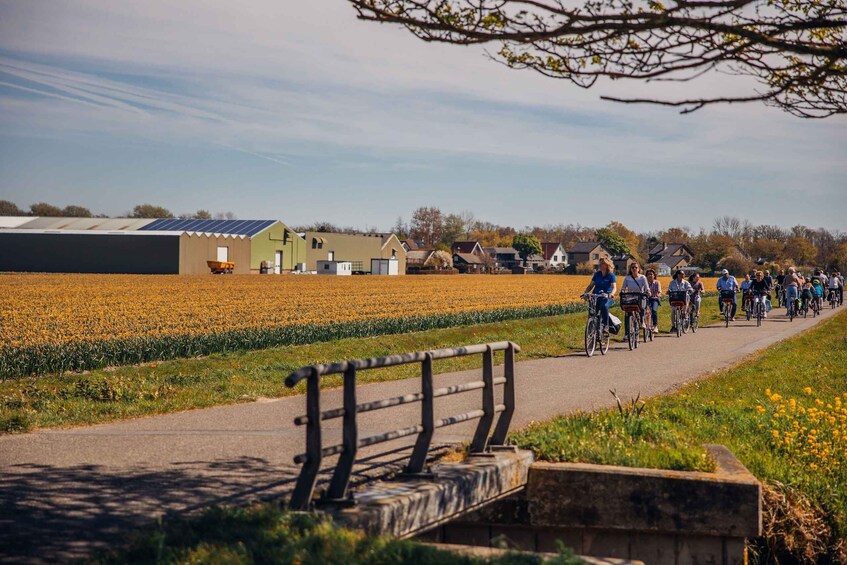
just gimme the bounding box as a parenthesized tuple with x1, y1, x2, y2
(0, 0, 844, 229)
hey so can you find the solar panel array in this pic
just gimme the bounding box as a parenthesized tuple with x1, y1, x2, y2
(139, 219, 276, 237)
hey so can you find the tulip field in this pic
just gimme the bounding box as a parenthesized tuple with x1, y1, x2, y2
(2, 273, 675, 378)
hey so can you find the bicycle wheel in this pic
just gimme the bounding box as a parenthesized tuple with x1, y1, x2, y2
(745, 302, 751, 321)
(585, 317, 597, 357)
(600, 325, 610, 355)
(628, 315, 638, 350)
(690, 312, 698, 333)
(682, 308, 691, 334)
(757, 303, 763, 327)
(725, 304, 731, 327)
(676, 308, 683, 337)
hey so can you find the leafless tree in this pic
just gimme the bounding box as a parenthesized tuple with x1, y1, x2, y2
(349, 0, 847, 117)
(410, 206, 445, 247)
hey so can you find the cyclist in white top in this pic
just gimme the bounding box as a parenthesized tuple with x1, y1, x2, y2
(667, 270, 692, 333)
(620, 263, 649, 340)
(829, 272, 843, 305)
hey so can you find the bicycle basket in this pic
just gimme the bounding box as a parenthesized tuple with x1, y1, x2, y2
(668, 290, 689, 305)
(619, 293, 643, 307)
(720, 290, 736, 301)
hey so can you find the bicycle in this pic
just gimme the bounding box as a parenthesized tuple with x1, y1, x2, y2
(687, 295, 700, 333)
(742, 290, 754, 322)
(752, 291, 767, 327)
(643, 298, 657, 343)
(774, 284, 783, 308)
(719, 290, 736, 327)
(619, 292, 648, 350)
(668, 290, 690, 337)
(788, 293, 799, 321)
(583, 293, 611, 357)
(828, 289, 839, 309)
(810, 294, 822, 317)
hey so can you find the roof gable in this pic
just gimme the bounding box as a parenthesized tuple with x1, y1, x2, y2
(567, 241, 607, 254)
(541, 242, 565, 260)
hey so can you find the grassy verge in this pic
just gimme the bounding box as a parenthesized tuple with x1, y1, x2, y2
(1, 299, 724, 433)
(88, 504, 584, 565)
(510, 309, 847, 564)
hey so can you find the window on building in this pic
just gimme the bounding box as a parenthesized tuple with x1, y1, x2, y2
(592, 253, 599, 259)
(312, 238, 318, 249)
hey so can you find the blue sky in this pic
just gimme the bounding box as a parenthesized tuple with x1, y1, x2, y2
(0, 1, 845, 233)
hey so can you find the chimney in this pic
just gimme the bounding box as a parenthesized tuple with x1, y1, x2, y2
(662, 242, 667, 251)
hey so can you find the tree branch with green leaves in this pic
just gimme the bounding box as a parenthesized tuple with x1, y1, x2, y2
(349, 0, 847, 117)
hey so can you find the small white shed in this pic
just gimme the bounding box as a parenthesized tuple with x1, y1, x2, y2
(317, 260, 352, 275)
(370, 258, 399, 275)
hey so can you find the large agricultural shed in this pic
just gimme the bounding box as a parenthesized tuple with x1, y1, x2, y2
(0, 217, 306, 275)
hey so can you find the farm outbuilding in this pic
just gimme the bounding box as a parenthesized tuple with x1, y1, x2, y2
(304, 232, 406, 274)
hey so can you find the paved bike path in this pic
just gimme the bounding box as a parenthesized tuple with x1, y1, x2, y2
(1, 305, 842, 563)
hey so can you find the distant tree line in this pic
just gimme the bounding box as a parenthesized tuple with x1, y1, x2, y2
(0, 200, 236, 221)
(3, 198, 844, 271)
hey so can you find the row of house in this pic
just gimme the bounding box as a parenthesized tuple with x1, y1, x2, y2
(0, 216, 405, 275)
(409, 239, 695, 275)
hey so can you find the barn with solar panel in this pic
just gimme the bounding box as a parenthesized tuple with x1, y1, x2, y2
(0, 217, 305, 275)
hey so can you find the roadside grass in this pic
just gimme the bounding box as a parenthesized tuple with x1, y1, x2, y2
(0, 299, 724, 433)
(87, 503, 584, 565)
(510, 309, 847, 563)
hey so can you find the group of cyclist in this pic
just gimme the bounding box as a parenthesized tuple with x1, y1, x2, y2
(775, 267, 844, 316)
(582, 257, 844, 342)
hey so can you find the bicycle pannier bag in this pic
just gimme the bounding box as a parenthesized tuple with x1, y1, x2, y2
(608, 314, 622, 335)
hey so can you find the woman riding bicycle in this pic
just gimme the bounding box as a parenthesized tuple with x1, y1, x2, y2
(620, 263, 649, 340)
(688, 272, 704, 317)
(750, 270, 771, 318)
(582, 258, 617, 330)
(668, 270, 692, 333)
(645, 268, 662, 331)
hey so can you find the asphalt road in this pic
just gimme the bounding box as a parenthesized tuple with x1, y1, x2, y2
(1, 304, 842, 563)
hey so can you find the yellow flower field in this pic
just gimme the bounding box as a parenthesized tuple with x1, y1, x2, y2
(2, 273, 679, 376)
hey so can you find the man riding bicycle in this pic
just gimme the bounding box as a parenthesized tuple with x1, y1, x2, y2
(716, 269, 739, 320)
